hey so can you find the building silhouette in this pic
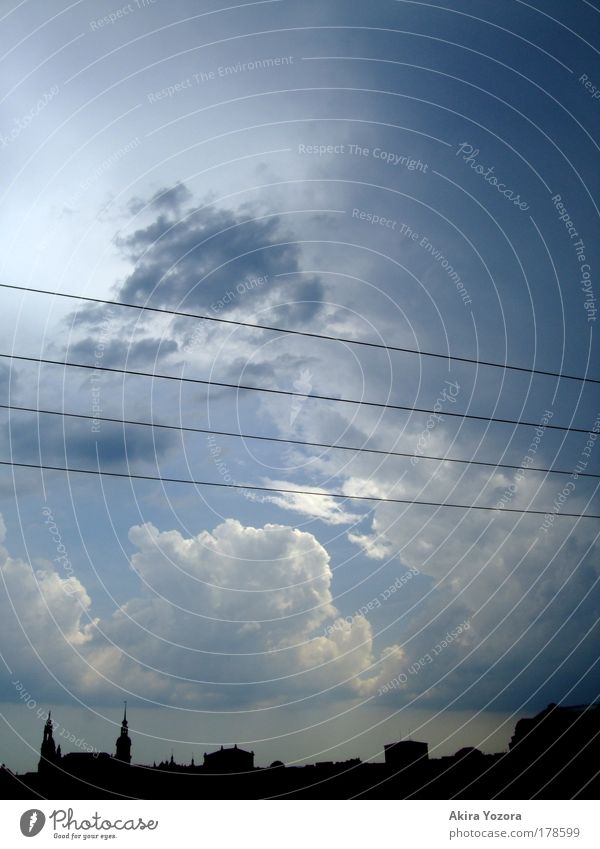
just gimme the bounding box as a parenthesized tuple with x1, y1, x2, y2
(384, 740, 428, 769)
(203, 744, 254, 773)
(37, 711, 60, 775)
(1, 701, 598, 800)
(115, 703, 131, 764)
(509, 702, 600, 760)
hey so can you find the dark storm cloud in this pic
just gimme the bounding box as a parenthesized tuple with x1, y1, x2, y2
(63, 302, 118, 329)
(114, 188, 325, 321)
(3, 414, 174, 469)
(268, 277, 327, 325)
(128, 181, 192, 216)
(223, 357, 278, 386)
(63, 188, 328, 391)
(0, 361, 13, 398)
(68, 337, 179, 370)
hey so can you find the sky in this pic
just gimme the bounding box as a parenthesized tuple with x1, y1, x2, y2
(0, 0, 599, 775)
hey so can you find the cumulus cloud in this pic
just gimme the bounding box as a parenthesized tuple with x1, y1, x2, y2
(0, 513, 402, 707)
(0, 515, 97, 691)
(97, 519, 403, 702)
(126, 518, 336, 633)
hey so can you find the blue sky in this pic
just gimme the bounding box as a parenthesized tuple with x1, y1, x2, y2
(0, 0, 599, 773)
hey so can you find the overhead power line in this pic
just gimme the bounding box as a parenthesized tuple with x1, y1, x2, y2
(1, 459, 598, 518)
(1, 402, 598, 480)
(0, 352, 592, 435)
(1, 281, 598, 384)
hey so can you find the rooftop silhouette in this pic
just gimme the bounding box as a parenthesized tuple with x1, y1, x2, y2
(1, 702, 599, 799)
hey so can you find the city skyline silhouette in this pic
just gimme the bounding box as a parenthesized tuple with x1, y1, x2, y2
(2, 701, 599, 799)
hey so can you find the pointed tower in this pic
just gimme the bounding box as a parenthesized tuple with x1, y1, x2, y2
(38, 711, 59, 773)
(115, 702, 131, 764)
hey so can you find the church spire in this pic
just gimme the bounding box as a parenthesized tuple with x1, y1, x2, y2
(38, 710, 59, 774)
(115, 702, 132, 764)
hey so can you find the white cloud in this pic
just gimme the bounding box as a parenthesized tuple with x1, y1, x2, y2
(0, 527, 97, 687)
(125, 518, 337, 637)
(253, 481, 363, 526)
(0, 514, 402, 707)
(346, 531, 394, 560)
